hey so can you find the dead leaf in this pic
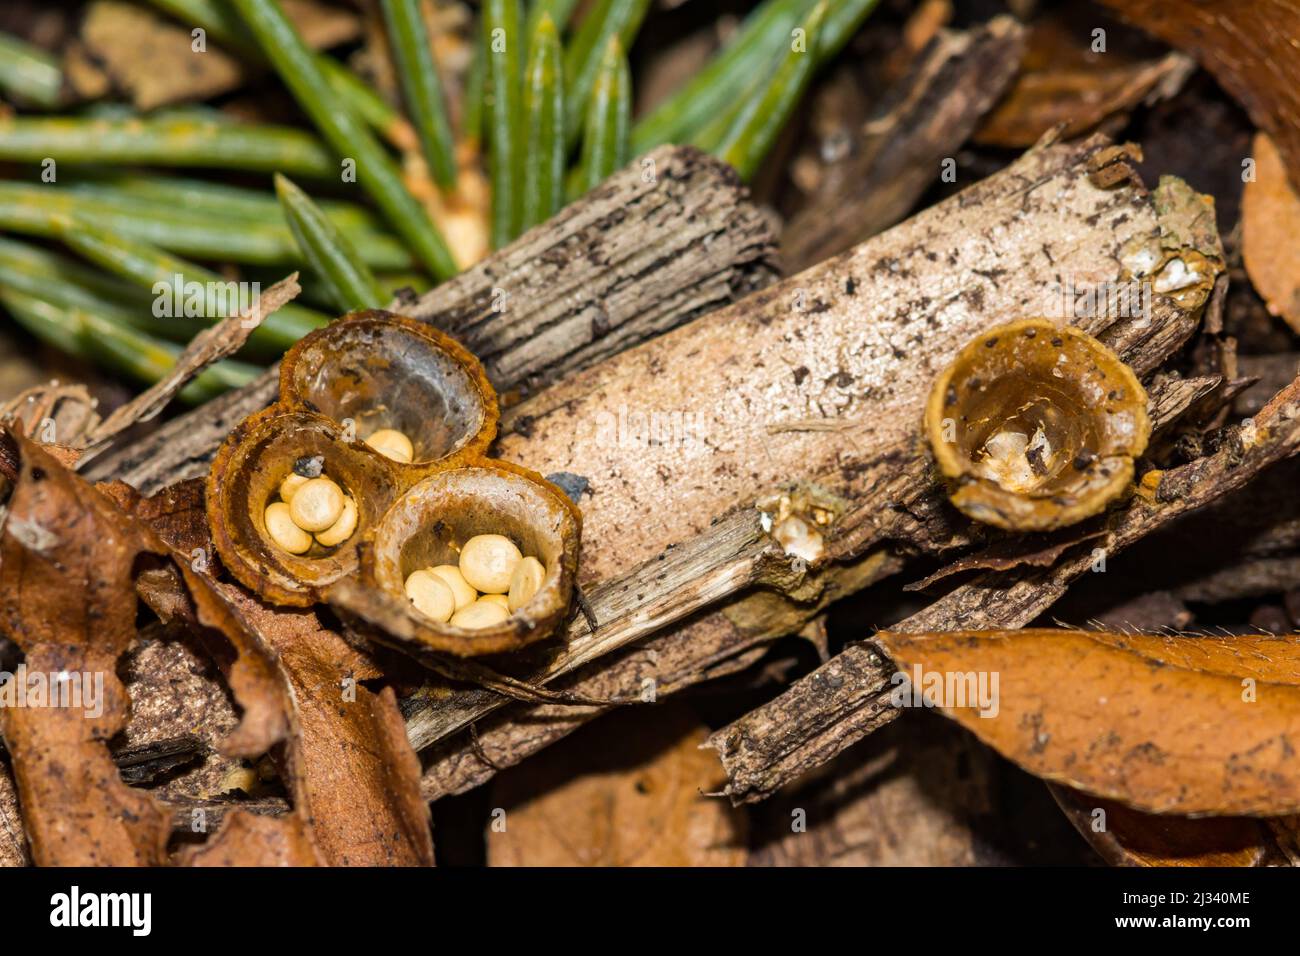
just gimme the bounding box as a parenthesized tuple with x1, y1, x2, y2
(1051, 785, 1270, 867)
(0, 382, 99, 448)
(487, 705, 746, 866)
(117, 477, 433, 866)
(0, 433, 311, 865)
(977, 12, 1192, 147)
(0, 436, 174, 864)
(1098, 0, 1300, 193)
(1243, 132, 1300, 335)
(180, 809, 320, 867)
(214, 584, 435, 866)
(876, 628, 1300, 816)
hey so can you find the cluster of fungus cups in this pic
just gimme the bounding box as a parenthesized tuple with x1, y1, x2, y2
(924, 318, 1151, 532)
(206, 310, 582, 657)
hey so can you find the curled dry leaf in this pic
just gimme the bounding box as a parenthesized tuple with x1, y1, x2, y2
(121, 478, 433, 866)
(876, 628, 1300, 816)
(1051, 785, 1271, 867)
(487, 706, 746, 867)
(0, 434, 176, 864)
(212, 584, 435, 866)
(0, 432, 313, 865)
(1242, 132, 1300, 335)
(1098, 0, 1300, 193)
(0, 382, 99, 448)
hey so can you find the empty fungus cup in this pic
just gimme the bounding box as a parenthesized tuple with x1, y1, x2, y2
(924, 318, 1150, 531)
(283, 310, 497, 465)
(355, 463, 582, 656)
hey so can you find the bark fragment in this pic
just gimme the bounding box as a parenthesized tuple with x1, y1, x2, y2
(85, 146, 778, 494)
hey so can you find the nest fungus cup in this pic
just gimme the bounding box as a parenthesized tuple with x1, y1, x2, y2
(207, 309, 581, 656)
(924, 318, 1151, 532)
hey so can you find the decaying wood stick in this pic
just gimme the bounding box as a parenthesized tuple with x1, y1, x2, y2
(83, 146, 778, 494)
(413, 370, 1216, 798)
(782, 16, 1026, 271)
(414, 545, 902, 800)
(405, 135, 1222, 793)
(708, 373, 1300, 805)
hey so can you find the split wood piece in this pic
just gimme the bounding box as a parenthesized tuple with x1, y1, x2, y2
(410, 370, 1210, 797)
(708, 372, 1300, 804)
(405, 135, 1219, 790)
(83, 145, 778, 493)
(782, 16, 1027, 272)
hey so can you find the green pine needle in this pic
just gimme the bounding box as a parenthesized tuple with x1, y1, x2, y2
(0, 31, 63, 109)
(0, 180, 413, 269)
(275, 174, 387, 313)
(0, 287, 258, 404)
(520, 14, 566, 233)
(563, 0, 650, 147)
(577, 36, 631, 194)
(55, 212, 329, 358)
(0, 114, 336, 177)
(717, 1, 828, 182)
(231, 0, 458, 281)
(381, 0, 459, 189)
(484, 0, 525, 248)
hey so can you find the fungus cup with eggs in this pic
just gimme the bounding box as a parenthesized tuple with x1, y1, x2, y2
(924, 318, 1151, 531)
(403, 531, 548, 629)
(264, 456, 359, 554)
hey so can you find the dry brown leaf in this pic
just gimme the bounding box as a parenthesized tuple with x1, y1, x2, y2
(0, 382, 99, 448)
(1242, 132, 1300, 334)
(180, 809, 320, 867)
(487, 706, 746, 866)
(0, 436, 175, 864)
(876, 628, 1300, 816)
(118, 477, 433, 866)
(1098, 0, 1300, 192)
(213, 584, 435, 866)
(976, 13, 1192, 147)
(0, 434, 310, 865)
(1051, 785, 1270, 867)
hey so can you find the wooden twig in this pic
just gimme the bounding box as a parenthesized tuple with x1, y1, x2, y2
(707, 375, 1300, 804)
(413, 370, 1219, 799)
(783, 16, 1027, 271)
(406, 135, 1225, 795)
(83, 146, 778, 494)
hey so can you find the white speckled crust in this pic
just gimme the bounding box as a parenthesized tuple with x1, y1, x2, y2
(498, 136, 1173, 586)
